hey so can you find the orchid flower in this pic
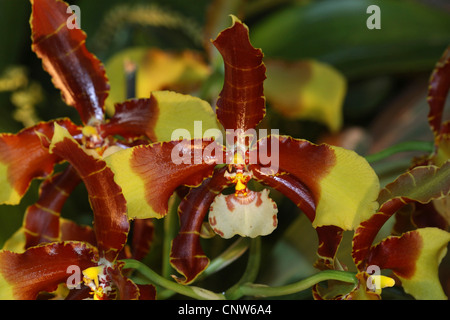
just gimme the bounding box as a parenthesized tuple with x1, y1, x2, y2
(0, 123, 156, 300)
(0, 0, 219, 252)
(314, 46, 450, 300)
(393, 46, 450, 233)
(0, 0, 170, 300)
(106, 16, 380, 284)
(104, 2, 347, 134)
(0, 0, 215, 299)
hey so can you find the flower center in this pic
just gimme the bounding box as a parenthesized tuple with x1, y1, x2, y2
(82, 265, 112, 300)
(225, 165, 252, 197)
(82, 125, 105, 151)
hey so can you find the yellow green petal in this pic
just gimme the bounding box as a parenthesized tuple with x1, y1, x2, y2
(264, 59, 347, 133)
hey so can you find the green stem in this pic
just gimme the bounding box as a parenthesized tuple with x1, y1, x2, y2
(239, 270, 357, 298)
(224, 237, 261, 300)
(199, 237, 249, 280)
(365, 141, 433, 163)
(121, 259, 225, 300)
(122, 258, 357, 300)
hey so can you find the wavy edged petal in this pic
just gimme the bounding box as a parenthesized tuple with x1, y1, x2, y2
(353, 162, 450, 269)
(23, 166, 81, 248)
(170, 167, 230, 284)
(102, 91, 220, 142)
(368, 228, 450, 300)
(105, 139, 223, 219)
(48, 124, 129, 261)
(255, 135, 379, 230)
(427, 46, 450, 142)
(30, 0, 109, 125)
(250, 167, 344, 264)
(213, 15, 266, 132)
(0, 119, 80, 205)
(0, 241, 97, 299)
(111, 261, 156, 300)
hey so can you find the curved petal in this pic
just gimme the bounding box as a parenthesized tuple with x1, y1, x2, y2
(427, 46, 450, 142)
(105, 139, 223, 219)
(367, 228, 450, 300)
(23, 166, 81, 248)
(353, 161, 450, 270)
(251, 167, 343, 265)
(170, 167, 230, 284)
(31, 0, 109, 125)
(48, 124, 129, 262)
(102, 91, 220, 142)
(0, 242, 98, 300)
(255, 135, 380, 230)
(0, 119, 80, 205)
(110, 261, 156, 300)
(213, 15, 266, 133)
(130, 219, 154, 261)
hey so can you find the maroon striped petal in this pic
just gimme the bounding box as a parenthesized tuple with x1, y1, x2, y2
(48, 124, 129, 262)
(0, 242, 98, 299)
(23, 166, 81, 248)
(106, 139, 224, 219)
(251, 166, 343, 265)
(213, 16, 266, 133)
(353, 162, 450, 270)
(0, 119, 80, 205)
(101, 98, 157, 141)
(31, 0, 109, 125)
(427, 46, 450, 142)
(170, 167, 230, 284)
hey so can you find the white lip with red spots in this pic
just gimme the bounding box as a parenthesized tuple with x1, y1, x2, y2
(208, 188, 278, 239)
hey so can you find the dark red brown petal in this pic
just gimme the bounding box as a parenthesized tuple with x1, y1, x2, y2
(251, 165, 343, 265)
(101, 98, 157, 141)
(130, 219, 154, 261)
(60, 218, 97, 246)
(0, 119, 80, 205)
(0, 242, 98, 300)
(367, 231, 422, 279)
(250, 166, 316, 221)
(412, 202, 448, 230)
(49, 125, 129, 262)
(24, 166, 81, 248)
(31, 0, 109, 125)
(106, 139, 224, 219)
(353, 162, 450, 270)
(170, 167, 230, 284)
(427, 46, 450, 142)
(212, 16, 266, 133)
